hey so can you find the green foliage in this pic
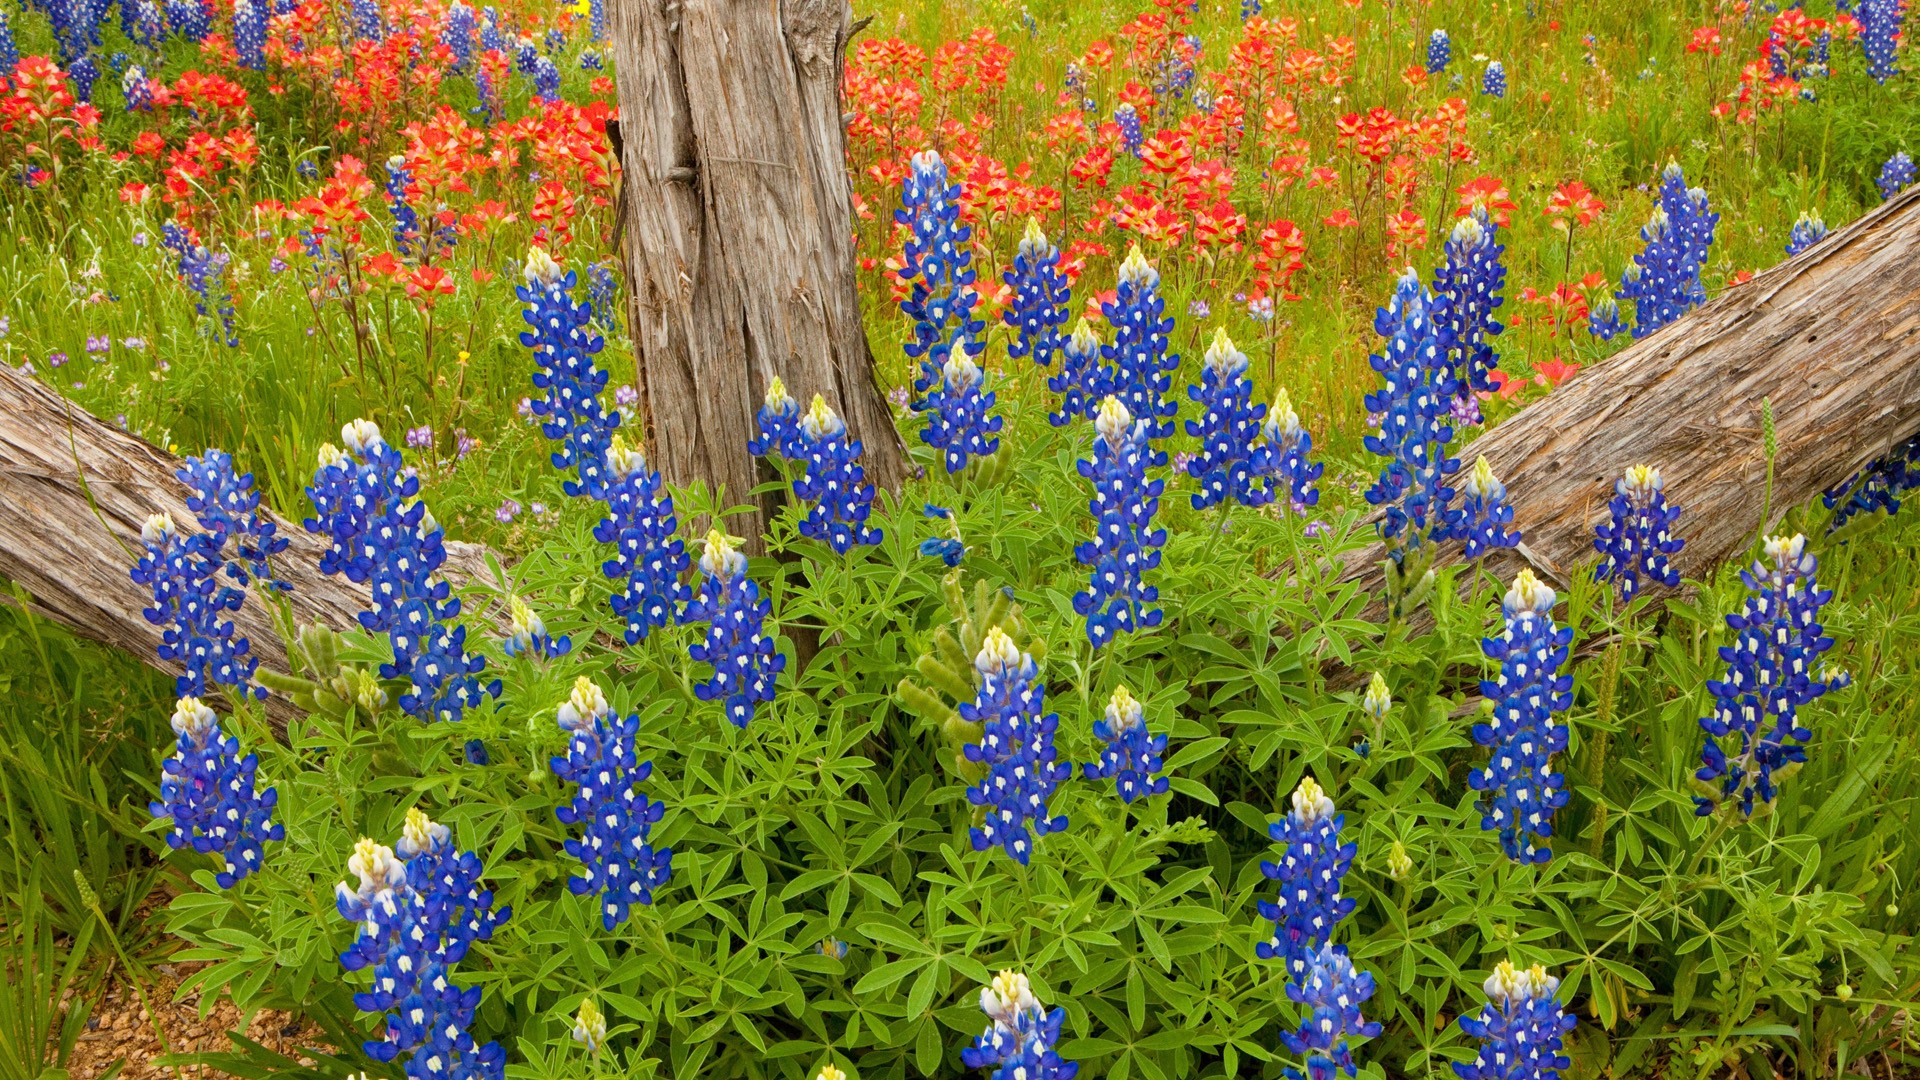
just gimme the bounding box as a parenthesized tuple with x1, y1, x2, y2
(138, 433, 1920, 1079)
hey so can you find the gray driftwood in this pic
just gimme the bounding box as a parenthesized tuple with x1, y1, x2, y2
(606, 0, 908, 549)
(0, 363, 499, 726)
(1334, 180, 1920, 597)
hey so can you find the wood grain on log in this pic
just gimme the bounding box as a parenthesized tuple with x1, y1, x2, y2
(0, 363, 500, 726)
(1333, 181, 1920, 596)
(608, 0, 908, 550)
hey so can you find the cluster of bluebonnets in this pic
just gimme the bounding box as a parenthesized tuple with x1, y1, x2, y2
(121, 145, 1914, 1076)
(1590, 161, 1719, 341)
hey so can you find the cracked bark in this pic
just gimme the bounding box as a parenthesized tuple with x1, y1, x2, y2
(606, 0, 907, 550)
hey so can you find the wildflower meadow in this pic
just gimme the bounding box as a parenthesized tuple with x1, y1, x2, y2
(1, 0, 1919, 1077)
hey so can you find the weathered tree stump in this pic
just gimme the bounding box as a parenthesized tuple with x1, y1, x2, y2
(606, 0, 908, 549)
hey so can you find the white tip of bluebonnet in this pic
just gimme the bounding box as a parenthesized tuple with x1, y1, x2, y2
(341, 418, 383, 453)
(142, 512, 176, 545)
(607, 433, 647, 478)
(700, 529, 747, 579)
(801, 394, 844, 440)
(397, 806, 449, 859)
(974, 627, 1024, 678)
(1068, 318, 1101, 353)
(1463, 455, 1504, 501)
(764, 375, 794, 412)
(1763, 533, 1808, 566)
(1504, 569, 1556, 615)
(572, 997, 607, 1054)
(1117, 244, 1158, 289)
(524, 245, 564, 287)
(1019, 216, 1051, 259)
(1362, 673, 1391, 721)
(343, 836, 405, 900)
(1203, 327, 1246, 377)
(1291, 776, 1336, 824)
(557, 676, 612, 732)
(980, 969, 1040, 1026)
(171, 695, 217, 739)
(1094, 395, 1133, 444)
(1106, 685, 1143, 731)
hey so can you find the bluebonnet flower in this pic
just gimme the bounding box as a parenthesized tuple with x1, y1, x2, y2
(1482, 60, 1506, 97)
(1281, 944, 1381, 1080)
(551, 679, 673, 929)
(1431, 211, 1508, 422)
(1354, 675, 1391, 732)
(795, 395, 884, 553)
(1587, 295, 1625, 341)
(520, 247, 618, 497)
(1257, 777, 1357, 984)
(131, 513, 259, 699)
(68, 55, 100, 105)
(232, 0, 266, 69)
(0, 10, 16, 76)
(160, 224, 238, 347)
(961, 971, 1079, 1079)
(684, 531, 784, 727)
(177, 448, 289, 591)
(962, 629, 1071, 864)
(1103, 246, 1180, 441)
(479, 6, 504, 51)
(1256, 388, 1324, 515)
(1784, 210, 1828, 256)
(1240, 0, 1260, 18)
(442, 2, 477, 71)
(166, 0, 209, 41)
(335, 811, 508, 1080)
(920, 503, 965, 566)
(1453, 962, 1578, 1080)
(1858, 0, 1903, 82)
(1824, 436, 1920, 528)
(502, 597, 570, 659)
(1472, 571, 1573, 863)
(463, 739, 489, 765)
(149, 697, 283, 888)
(304, 422, 498, 724)
(594, 437, 690, 643)
(896, 150, 985, 406)
(588, 0, 607, 40)
(474, 62, 502, 123)
(122, 63, 153, 110)
(1115, 103, 1143, 156)
(1456, 456, 1521, 559)
(514, 34, 539, 74)
(579, 49, 604, 70)
(572, 999, 607, 1055)
(1427, 29, 1451, 74)
(531, 55, 561, 101)
(1363, 269, 1459, 544)
(1594, 465, 1684, 600)
(920, 351, 1004, 474)
(748, 377, 805, 458)
(384, 157, 452, 262)
(1003, 219, 1073, 371)
(1696, 534, 1848, 817)
(1048, 318, 1113, 427)
(1879, 151, 1915, 200)
(1616, 163, 1717, 339)
(1186, 329, 1272, 510)
(1083, 685, 1168, 804)
(585, 260, 620, 332)
(1074, 397, 1167, 648)
(349, 0, 384, 39)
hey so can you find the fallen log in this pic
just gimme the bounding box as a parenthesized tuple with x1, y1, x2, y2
(0, 364, 501, 727)
(1335, 180, 1920, 598)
